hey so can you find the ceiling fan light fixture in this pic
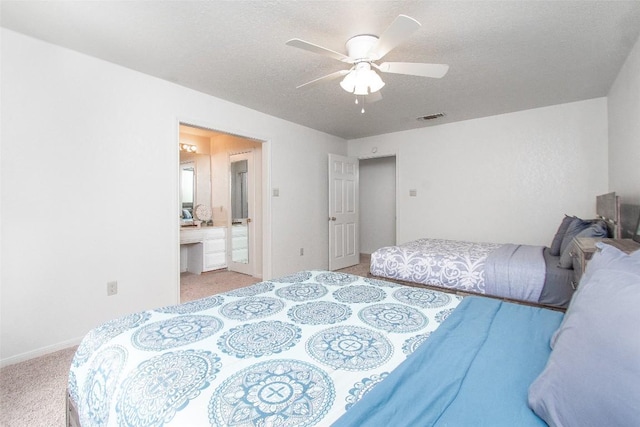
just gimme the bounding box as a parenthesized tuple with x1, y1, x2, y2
(353, 79, 369, 96)
(367, 69, 385, 93)
(339, 70, 357, 93)
(340, 64, 385, 95)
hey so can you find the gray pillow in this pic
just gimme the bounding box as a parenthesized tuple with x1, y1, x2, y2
(528, 244, 640, 426)
(558, 218, 590, 257)
(549, 215, 575, 256)
(557, 220, 609, 269)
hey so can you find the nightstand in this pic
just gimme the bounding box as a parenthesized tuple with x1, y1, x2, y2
(570, 238, 640, 287)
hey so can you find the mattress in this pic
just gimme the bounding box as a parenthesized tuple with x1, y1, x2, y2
(68, 271, 462, 426)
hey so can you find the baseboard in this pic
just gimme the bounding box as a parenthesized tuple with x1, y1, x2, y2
(0, 336, 83, 368)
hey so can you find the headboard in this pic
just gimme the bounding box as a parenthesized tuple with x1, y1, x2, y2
(596, 192, 621, 239)
(620, 203, 640, 239)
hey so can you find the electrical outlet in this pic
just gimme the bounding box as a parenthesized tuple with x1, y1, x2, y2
(107, 281, 118, 296)
(300, 248, 304, 256)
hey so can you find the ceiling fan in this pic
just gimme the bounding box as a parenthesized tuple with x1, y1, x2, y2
(286, 15, 449, 99)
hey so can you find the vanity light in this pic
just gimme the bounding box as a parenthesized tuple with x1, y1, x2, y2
(180, 143, 197, 153)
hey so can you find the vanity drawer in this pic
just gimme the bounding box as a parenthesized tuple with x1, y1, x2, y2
(203, 227, 226, 239)
(204, 252, 226, 270)
(181, 226, 228, 274)
(204, 238, 225, 253)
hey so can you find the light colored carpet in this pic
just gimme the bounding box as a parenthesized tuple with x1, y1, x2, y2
(180, 269, 261, 302)
(0, 346, 77, 427)
(0, 260, 371, 426)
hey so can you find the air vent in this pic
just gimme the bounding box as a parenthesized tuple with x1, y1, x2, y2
(417, 113, 446, 121)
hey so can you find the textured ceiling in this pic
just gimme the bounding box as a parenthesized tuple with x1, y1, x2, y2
(3, 1, 640, 140)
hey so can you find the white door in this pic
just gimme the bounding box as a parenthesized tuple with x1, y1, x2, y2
(229, 152, 254, 276)
(328, 154, 359, 270)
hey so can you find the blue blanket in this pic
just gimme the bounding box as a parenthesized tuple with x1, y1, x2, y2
(332, 297, 563, 427)
(485, 244, 546, 303)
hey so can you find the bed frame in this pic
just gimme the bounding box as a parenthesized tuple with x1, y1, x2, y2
(597, 191, 640, 240)
(596, 192, 621, 238)
(367, 272, 567, 312)
(66, 392, 80, 427)
(620, 203, 640, 239)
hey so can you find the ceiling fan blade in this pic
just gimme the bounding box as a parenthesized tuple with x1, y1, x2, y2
(295, 69, 350, 89)
(286, 38, 352, 63)
(368, 15, 421, 60)
(377, 62, 449, 78)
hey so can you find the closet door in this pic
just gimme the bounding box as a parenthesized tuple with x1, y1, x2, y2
(328, 153, 359, 270)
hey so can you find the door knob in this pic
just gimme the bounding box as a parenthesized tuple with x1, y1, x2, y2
(247, 218, 252, 223)
(329, 217, 336, 221)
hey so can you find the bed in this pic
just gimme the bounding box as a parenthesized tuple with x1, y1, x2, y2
(68, 243, 640, 426)
(68, 271, 461, 426)
(370, 192, 622, 308)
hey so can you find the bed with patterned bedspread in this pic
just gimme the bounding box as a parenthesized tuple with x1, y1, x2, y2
(371, 238, 503, 293)
(370, 238, 575, 307)
(370, 194, 624, 309)
(67, 271, 462, 426)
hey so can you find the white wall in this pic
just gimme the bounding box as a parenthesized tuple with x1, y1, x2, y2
(608, 34, 640, 205)
(359, 156, 396, 254)
(348, 98, 609, 247)
(0, 29, 346, 365)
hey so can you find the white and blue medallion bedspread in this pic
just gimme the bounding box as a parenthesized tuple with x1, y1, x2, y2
(68, 271, 462, 427)
(370, 239, 502, 294)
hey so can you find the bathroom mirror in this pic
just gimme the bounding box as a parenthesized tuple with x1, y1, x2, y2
(179, 149, 213, 225)
(230, 158, 249, 264)
(180, 161, 195, 223)
(231, 159, 248, 221)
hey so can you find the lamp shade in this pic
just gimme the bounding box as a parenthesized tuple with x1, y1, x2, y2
(339, 71, 357, 93)
(367, 69, 385, 93)
(340, 63, 385, 95)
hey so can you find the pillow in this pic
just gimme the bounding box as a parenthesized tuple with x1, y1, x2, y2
(528, 244, 640, 427)
(558, 218, 590, 257)
(549, 215, 575, 256)
(557, 220, 609, 268)
(579, 242, 640, 286)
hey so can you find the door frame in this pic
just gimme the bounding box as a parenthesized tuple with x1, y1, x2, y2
(356, 150, 399, 248)
(358, 154, 398, 254)
(175, 118, 271, 302)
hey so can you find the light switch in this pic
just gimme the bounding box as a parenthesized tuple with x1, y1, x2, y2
(273, 188, 280, 197)
(409, 189, 417, 197)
